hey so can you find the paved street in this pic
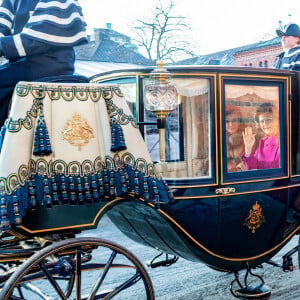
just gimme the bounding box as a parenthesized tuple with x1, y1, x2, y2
(81, 216, 300, 300)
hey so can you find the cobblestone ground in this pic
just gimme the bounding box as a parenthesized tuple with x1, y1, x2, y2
(81, 216, 300, 300)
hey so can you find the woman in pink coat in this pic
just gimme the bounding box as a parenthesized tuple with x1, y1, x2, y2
(242, 103, 280, 170)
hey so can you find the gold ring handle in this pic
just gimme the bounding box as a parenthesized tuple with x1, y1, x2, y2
(215, 187, 236, 195)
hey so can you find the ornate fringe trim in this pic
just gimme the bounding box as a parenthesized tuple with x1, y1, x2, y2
(0, 165, 174, 232)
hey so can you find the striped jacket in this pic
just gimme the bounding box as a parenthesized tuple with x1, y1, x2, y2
(0, 0, 87, 61)
(273, 46, 300, 71)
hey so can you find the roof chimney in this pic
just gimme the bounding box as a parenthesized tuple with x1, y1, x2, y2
(106, 23, 112, 30)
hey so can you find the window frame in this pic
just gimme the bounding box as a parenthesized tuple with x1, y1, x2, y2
(141, 75, 218, 186)
(220, 76, 288, 184)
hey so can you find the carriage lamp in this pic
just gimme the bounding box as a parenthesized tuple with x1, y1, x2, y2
(144, 61, 178, 162)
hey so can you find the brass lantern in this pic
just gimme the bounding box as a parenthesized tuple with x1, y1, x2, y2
(144, 61, 178, 162)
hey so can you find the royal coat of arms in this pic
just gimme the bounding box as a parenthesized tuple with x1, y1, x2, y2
(62, 114, 94, 151)
(244, 201, 265, 233)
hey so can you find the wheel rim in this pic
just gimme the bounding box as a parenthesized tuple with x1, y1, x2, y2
(0, 237, 154, 300)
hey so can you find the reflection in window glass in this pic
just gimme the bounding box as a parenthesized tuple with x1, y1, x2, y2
(97, 78, 137, 117)
(225, 84, 280, 172)
(118, 83, 137, 117)
(144, 78, 211, 179)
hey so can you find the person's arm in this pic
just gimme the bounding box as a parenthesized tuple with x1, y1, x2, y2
(0, 0, 87, 59)
(0, 0, 14, 38)
(242, 152, 258, 170)
(288, 53, 300, 71)
(241, 126, 258, 170)
(0, 34, 55, 59)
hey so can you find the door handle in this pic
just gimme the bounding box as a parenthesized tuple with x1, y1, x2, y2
(215, 187, 236, 195)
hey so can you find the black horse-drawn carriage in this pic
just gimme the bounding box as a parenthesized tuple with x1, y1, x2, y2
(0, 64, 299, 299)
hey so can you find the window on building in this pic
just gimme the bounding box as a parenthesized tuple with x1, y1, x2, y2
(209, 59, 220, 65)
(264, 60, 268, 68)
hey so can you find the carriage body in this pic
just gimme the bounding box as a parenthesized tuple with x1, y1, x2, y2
(88, 65, 300, 272)
(9, 65, 299, 276)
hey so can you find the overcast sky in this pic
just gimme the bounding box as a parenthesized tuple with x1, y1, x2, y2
(80, 0, 300, 56)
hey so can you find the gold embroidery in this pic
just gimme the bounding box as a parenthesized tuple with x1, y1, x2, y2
(244, 201, 265, 233)
(62, 114, 94, 151)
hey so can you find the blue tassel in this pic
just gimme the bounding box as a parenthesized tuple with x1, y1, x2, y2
(124, 165, 133, 187)
(143, 177, 150, 202)
(12, 195, 22, 226)
(110, 123, 127, 152)
(0, 123, 7, 152)
(133, 171, 140, 196)
(51, 177, 59, 205)
(109, 171, 116, 199)
(53, 192, 59, 205)
(151, 180, 161, 208)
(119, 168, 128, 195)
(69, 177, 76, 205)
(33, 104, 52, 156)
(60, 176, 68, 204)
(91, 175, 100, 202)
(18, 185, 29, 213)
(163, 180, 175, 202)
(0, 195, 10, 231)
(43, 177, 52, 208)
(103, 170, 110, 195)
(70, 192, 77, 205)
(98, 175, 105, 197)
(78, 192, 85, 205)
(76, 176, 84, 205)
(29, 181, 37, 209)
(76, 177, 83, 193)
(84, 177, 92, 203)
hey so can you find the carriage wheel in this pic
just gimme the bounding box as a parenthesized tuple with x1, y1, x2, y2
(0, 237, 154, 299)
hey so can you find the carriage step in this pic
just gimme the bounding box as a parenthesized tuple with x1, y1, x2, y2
(147, 252, 179, 268)
(234, 284, 271, 299)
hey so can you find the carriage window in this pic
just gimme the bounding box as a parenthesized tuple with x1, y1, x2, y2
(224, 83, 282, 174)
(144, 78, 212, 179)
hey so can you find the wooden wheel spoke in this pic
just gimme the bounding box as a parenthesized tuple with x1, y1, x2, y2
(0, 238, 154, 300)
(17, 285, 24, 298)
(75, 246, 82, 300)
(87, 250, 117, 300)
(65, 270, 76, 298)
(38, 261, 67, 300)
(103, 270, 141, 300)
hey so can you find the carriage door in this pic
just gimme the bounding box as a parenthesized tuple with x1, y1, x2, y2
(218, 74, 290, 251)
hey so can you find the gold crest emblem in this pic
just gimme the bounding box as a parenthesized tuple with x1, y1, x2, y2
(244, 201, 265, 234)
(62, 113, 94, 151)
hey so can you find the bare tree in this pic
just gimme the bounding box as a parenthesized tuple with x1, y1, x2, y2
(132, 0, 194, 63)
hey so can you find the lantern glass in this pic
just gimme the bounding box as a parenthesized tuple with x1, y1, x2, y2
(144, 78, 178, 113)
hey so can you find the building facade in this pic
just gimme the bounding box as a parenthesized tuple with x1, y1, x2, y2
(234, 39, 282, 68)
(177, 37, 282, 68)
